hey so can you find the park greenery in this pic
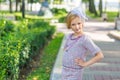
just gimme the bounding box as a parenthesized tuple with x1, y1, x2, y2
(27, 33, 64, 80)
(0, 0, 120, 79)
(0, 18, 55, 79)
(0, 0, 119, 21)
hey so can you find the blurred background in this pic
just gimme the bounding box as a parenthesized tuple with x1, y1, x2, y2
(0, 0, 120, 21)
(0, 0, 120, 80)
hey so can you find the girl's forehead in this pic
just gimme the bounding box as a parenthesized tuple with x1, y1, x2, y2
(71, 17, 83, 22)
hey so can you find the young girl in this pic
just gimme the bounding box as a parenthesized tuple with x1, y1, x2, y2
(62, 7, 104, 80)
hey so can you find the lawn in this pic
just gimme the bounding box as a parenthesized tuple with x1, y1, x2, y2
(86, 10, 118, 22)
(26, 33, 64, 80)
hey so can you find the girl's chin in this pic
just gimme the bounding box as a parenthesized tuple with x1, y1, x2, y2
(74, 30, 81, 33)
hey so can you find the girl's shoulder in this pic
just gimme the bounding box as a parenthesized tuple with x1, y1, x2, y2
(81, 33, 92, 41)
(64, 33, 72, 39)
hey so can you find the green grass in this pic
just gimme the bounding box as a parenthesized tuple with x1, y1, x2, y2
(0, 10, 67, 23)
(86, 10, 100, 18)
(26, 33, 64, 80)
(0, 11, 14, 17)
(107, 11, 118, 22)
(86, 10, 118, 22)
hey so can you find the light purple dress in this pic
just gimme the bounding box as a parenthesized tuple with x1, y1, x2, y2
(62, 33, 101, 80)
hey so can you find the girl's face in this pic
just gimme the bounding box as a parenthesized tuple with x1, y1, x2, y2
(70, 17, 84, 35)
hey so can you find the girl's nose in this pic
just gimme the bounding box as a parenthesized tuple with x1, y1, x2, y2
(76, 24, 79, 29)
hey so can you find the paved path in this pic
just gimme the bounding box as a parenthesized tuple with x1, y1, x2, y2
(50, 22, 120, 80)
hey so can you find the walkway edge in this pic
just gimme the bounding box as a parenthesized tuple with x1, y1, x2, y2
(108, 31, 120, 40)
(50, 35, 66, 80)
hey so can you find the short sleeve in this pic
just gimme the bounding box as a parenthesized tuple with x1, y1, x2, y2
(63, 34, 71, 48)
(83, 35, 101, 56)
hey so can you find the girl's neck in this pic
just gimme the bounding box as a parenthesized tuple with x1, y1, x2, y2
(70, 32, 84, 40)
(73, 32, 84, 37)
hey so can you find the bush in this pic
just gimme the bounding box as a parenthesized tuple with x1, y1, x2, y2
(27, 33, 64, 80)
(0, 19, 15, 37)
(0, 19, 56, 80)
(51, 8, 67, 15)
(0, 34, 21, 79)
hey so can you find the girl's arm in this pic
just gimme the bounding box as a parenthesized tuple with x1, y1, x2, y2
(75, 51, 104, 68)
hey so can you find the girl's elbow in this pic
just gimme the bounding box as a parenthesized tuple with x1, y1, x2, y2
(96, 52, 104, 59)
(99, 52, 104, 59)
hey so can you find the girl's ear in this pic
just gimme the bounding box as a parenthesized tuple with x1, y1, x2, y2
(82, 22, 84, 27)
(82, 23, 84, 28)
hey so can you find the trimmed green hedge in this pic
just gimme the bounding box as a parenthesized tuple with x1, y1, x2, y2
(0, 19, 55, 80)
(27, 33, 64, 80)
(0, 19, 15, 37)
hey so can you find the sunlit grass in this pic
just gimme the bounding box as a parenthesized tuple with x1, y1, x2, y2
(107, 11, 118, 22)
(86, 10, 118, 22)
(27, 33, 64, 80)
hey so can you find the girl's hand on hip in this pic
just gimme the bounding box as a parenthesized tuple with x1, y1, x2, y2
(75, 58, 86, 68)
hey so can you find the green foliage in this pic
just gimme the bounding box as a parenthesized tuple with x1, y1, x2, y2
(51, 8, 67, 16)
(59, 16, 66, 23)
(0, 34, 21, 79)
(99, 0, 103, 17)
(0, 19, 15, 37)
(86, 10, 99, 18)
(0, 19, 56, 80)
(14, 12, 50, 21)
(82, 0, 88, 3)
(51, 8, 67, 14)
(0, 0, 5, 2)
(28, 20, 49, 29)
(89, 0, 98, 16)
(87, 10, 118, 22)
(51, 8, 67, 23)
(28, 0, 39, 3)
(27, 33, 64, 80)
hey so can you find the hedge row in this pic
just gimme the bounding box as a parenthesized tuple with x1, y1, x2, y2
(0, 19, 55, 80)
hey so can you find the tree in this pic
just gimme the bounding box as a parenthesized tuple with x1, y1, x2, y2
(22, 0, 25, 18)
(99, 0, 102, 17)
(28, 0, 39, 11)
(16, 0, 21, 12)
(82, 0, 89, 9)
(9, 0, 13, 13)
(82, 0, 97, 16)
(28, 0, 34, 11)
(88, 0, 98, 16)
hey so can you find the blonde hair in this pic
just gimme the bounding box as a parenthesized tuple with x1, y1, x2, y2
(65, 7, 88, 29)
(65, 12, 84, 29)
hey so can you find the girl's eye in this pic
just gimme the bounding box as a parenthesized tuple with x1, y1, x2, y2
(78, 23, 81, 25)
(71, 24, 75, 26)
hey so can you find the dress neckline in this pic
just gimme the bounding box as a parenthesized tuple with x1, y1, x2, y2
(70, 33, 83, 40)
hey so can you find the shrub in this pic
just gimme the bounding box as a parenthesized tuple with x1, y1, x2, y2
(0, 19, 55, 80)
(0, 19, 15, 37)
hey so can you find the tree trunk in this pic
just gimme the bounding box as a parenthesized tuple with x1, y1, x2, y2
(22, 0, 25, 18)
(15, 0, 19, 12)
(82, 0, 89, 10)
(9, 0, 12, 13)
(99, 0, 102, 17)
(30, 0, 33, 11)
(89, 0, 97, 16)
(59, 0, 62, 4)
